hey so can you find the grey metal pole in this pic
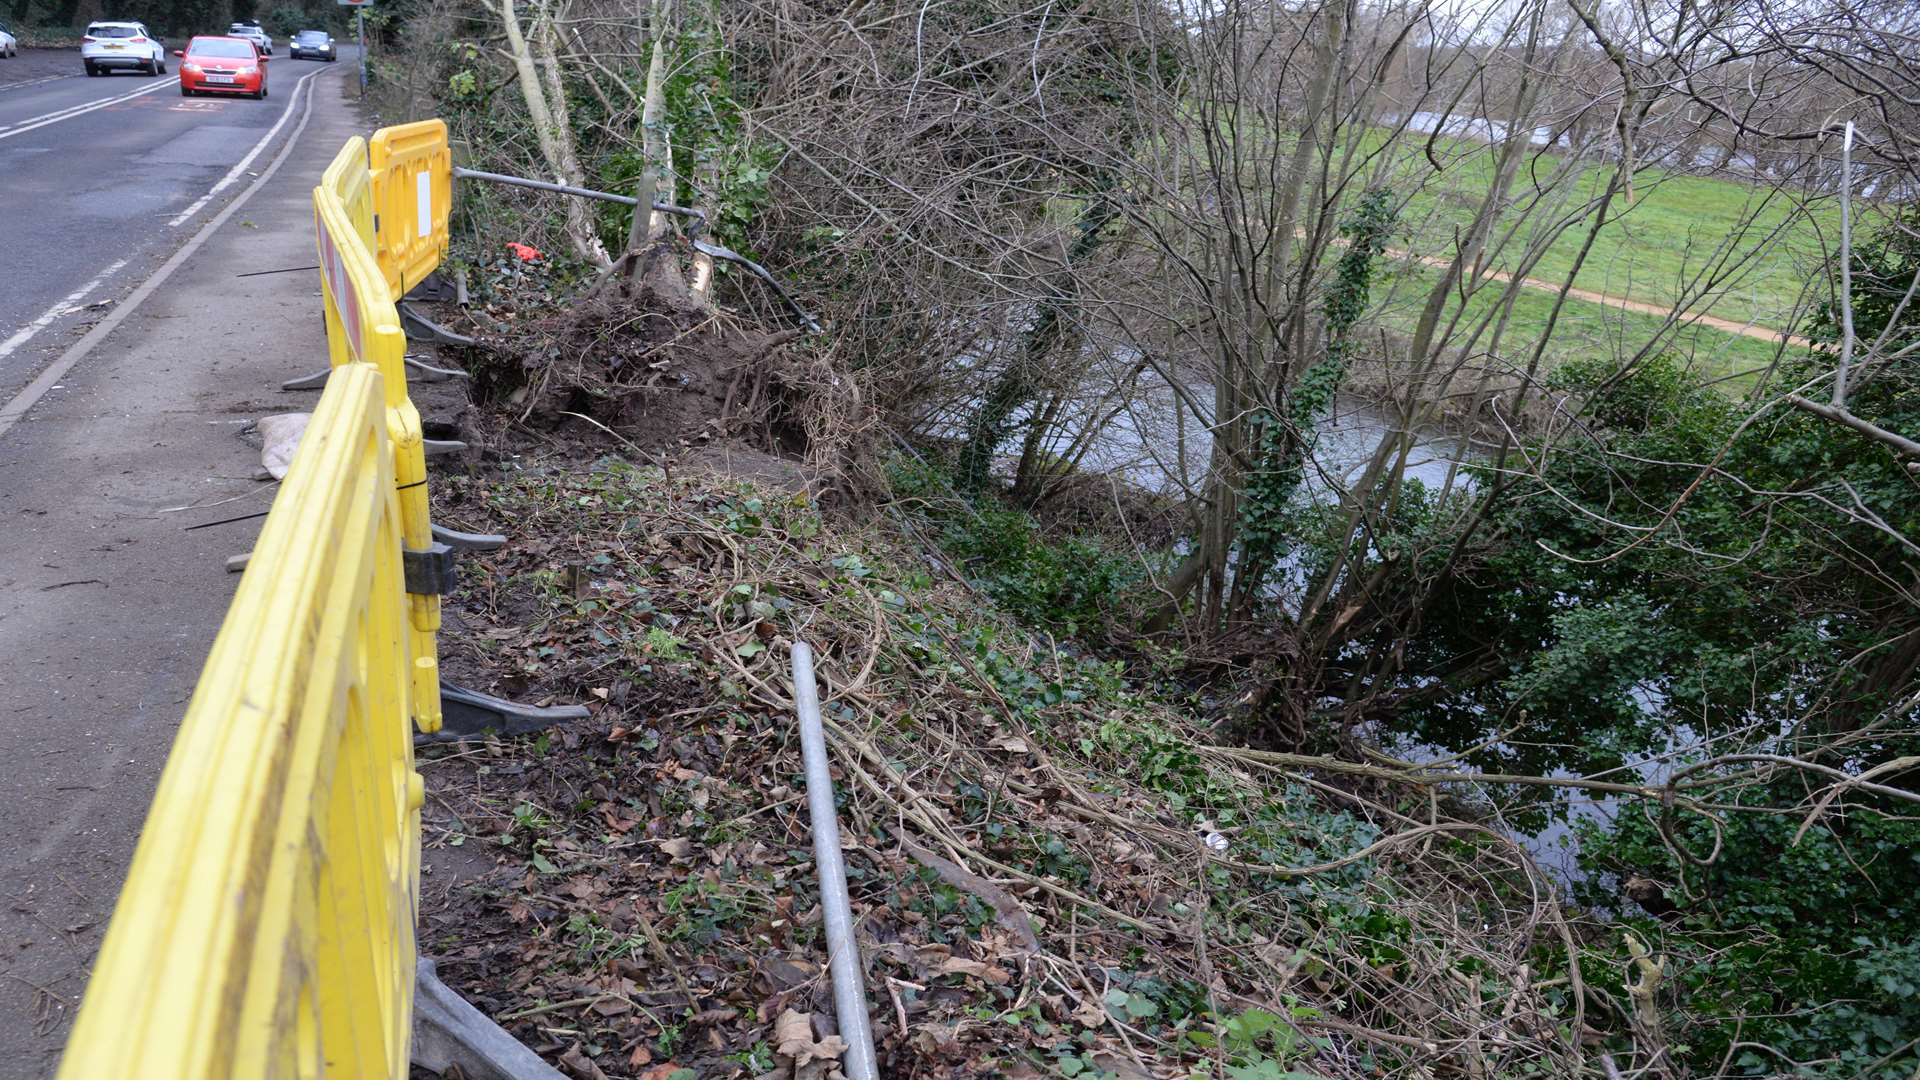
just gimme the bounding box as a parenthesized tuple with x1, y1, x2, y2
(449, 167, 819, 332)
(356, 9, 366, 95)
(790, 642, 879, 1080)
(452, 166, 641, 206)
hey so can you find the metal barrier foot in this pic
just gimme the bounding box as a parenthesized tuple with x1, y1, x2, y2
(428, 683, 590, 742)
(412, 958, 569, 1080)
(399, 301, 477, 348)
(432, 523, 506, 551)
(281, 369, 330, 391)
(423, 438, 469, 457)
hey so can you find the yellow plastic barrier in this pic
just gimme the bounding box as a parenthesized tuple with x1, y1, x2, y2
(60, 125, 460, 1078)
(368, 119, 452, 301)
(55, 362, 424, 1078)
(317, 137, 445, 736)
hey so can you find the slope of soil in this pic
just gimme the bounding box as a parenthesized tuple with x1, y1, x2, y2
(414, 451, 1599, 1080)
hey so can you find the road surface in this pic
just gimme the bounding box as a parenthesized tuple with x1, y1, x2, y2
(0, 45, 364, 1078)
(0, 46, 352, 400)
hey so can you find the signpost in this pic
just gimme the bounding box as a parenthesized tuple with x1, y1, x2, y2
(337, 0, 371, 94)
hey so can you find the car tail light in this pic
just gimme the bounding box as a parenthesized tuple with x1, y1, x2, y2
(82, 34, 96, 42)
(130, 35, 146, 42)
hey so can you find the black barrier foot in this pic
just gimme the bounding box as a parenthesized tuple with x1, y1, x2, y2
(403, 271, 459, 304)
(398, 301, 477, 348)
(405, 356, 472, 383)
(432, 523, 506, 551)
(429, 682, 590, 742)
(413, 958, 569, 1080)
(281, 369, 330, 391)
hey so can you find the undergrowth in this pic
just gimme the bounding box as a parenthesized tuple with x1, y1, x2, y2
(421, 453, 1605, 1078)
(885, 453, 1141, 640)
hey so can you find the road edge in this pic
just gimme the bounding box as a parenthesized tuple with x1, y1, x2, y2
(0, 64, 335, 442)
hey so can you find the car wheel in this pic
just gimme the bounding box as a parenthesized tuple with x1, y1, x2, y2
(146, 58, 158, 75)
(180, 85, 191, 96)
(157, 58, 167, 74)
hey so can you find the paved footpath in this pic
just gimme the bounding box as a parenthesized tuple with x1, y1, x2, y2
(0, 66, 365, 1078)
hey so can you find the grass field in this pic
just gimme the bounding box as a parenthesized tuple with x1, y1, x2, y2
(1353, 126, 1839, 335)
(1366, 257, 1791, 386)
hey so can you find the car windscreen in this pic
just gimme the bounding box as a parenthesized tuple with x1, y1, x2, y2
(192, 39, 257, 58)
(295, 31, 327, 41)
(89, 25, 141, 38)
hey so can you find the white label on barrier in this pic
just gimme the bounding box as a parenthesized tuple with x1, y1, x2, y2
(416, 171, 432, 238)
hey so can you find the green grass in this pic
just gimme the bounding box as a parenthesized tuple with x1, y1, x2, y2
(1352, 125, 1837, 333)
(1368, 257, 1793, 385)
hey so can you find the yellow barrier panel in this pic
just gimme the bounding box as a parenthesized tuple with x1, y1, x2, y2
(317, 141, 444, 736)
(368, 119, 452, 301)
(56, 362, 424, 1078)
(318, 137, 375, 370)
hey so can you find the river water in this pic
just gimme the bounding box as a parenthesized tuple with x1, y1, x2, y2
(1007, 380, 1680, 889)
(1045, 380, 1475, 501)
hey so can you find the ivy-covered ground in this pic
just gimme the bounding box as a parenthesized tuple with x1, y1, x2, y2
(415, 454, 1596, 1080)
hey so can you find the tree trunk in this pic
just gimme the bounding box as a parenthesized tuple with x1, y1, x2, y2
(497, 0, 610, 266)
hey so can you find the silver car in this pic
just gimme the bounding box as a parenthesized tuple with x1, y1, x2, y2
(227, 22, 273, 56)
(0, 22, 18, 59)
(82, 21, 167, 75)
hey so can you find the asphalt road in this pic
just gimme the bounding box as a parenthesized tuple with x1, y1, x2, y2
(0, 51, 364, 1077)
(0, 45, 356, 400)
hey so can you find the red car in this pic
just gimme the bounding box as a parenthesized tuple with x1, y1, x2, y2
(175, 35, 270, 98)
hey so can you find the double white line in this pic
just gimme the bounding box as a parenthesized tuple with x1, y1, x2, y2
(167, 66, 328, 227)
(0, 75, 180, 141)
(0, 64, 331, 377)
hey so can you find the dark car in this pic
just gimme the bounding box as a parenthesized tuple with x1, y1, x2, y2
(288, 29, 335, 61)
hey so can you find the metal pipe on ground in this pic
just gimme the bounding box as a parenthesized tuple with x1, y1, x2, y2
(791, 641, 880, 1080)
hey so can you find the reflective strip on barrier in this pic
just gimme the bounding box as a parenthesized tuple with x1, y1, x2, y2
(317, 141, 444, 736)
(368, 119, 452, 301)
(318, 137, 376, 369)
(55, 363, 423, 1079)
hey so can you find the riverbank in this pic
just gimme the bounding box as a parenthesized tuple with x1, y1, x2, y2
(416, 443, 1599, 1079)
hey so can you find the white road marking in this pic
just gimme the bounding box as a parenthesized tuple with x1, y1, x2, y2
(0, 259, 129, 361)
(0, 73, 79, 93)
(0, 75, 179, 140)
(0, 67, 324, 442)
(166, 66, 329, 228)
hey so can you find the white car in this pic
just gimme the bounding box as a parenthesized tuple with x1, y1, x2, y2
(0, 22, 18, 59)
(82, 21, 166, 76)
(227, 23, 273, 56)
